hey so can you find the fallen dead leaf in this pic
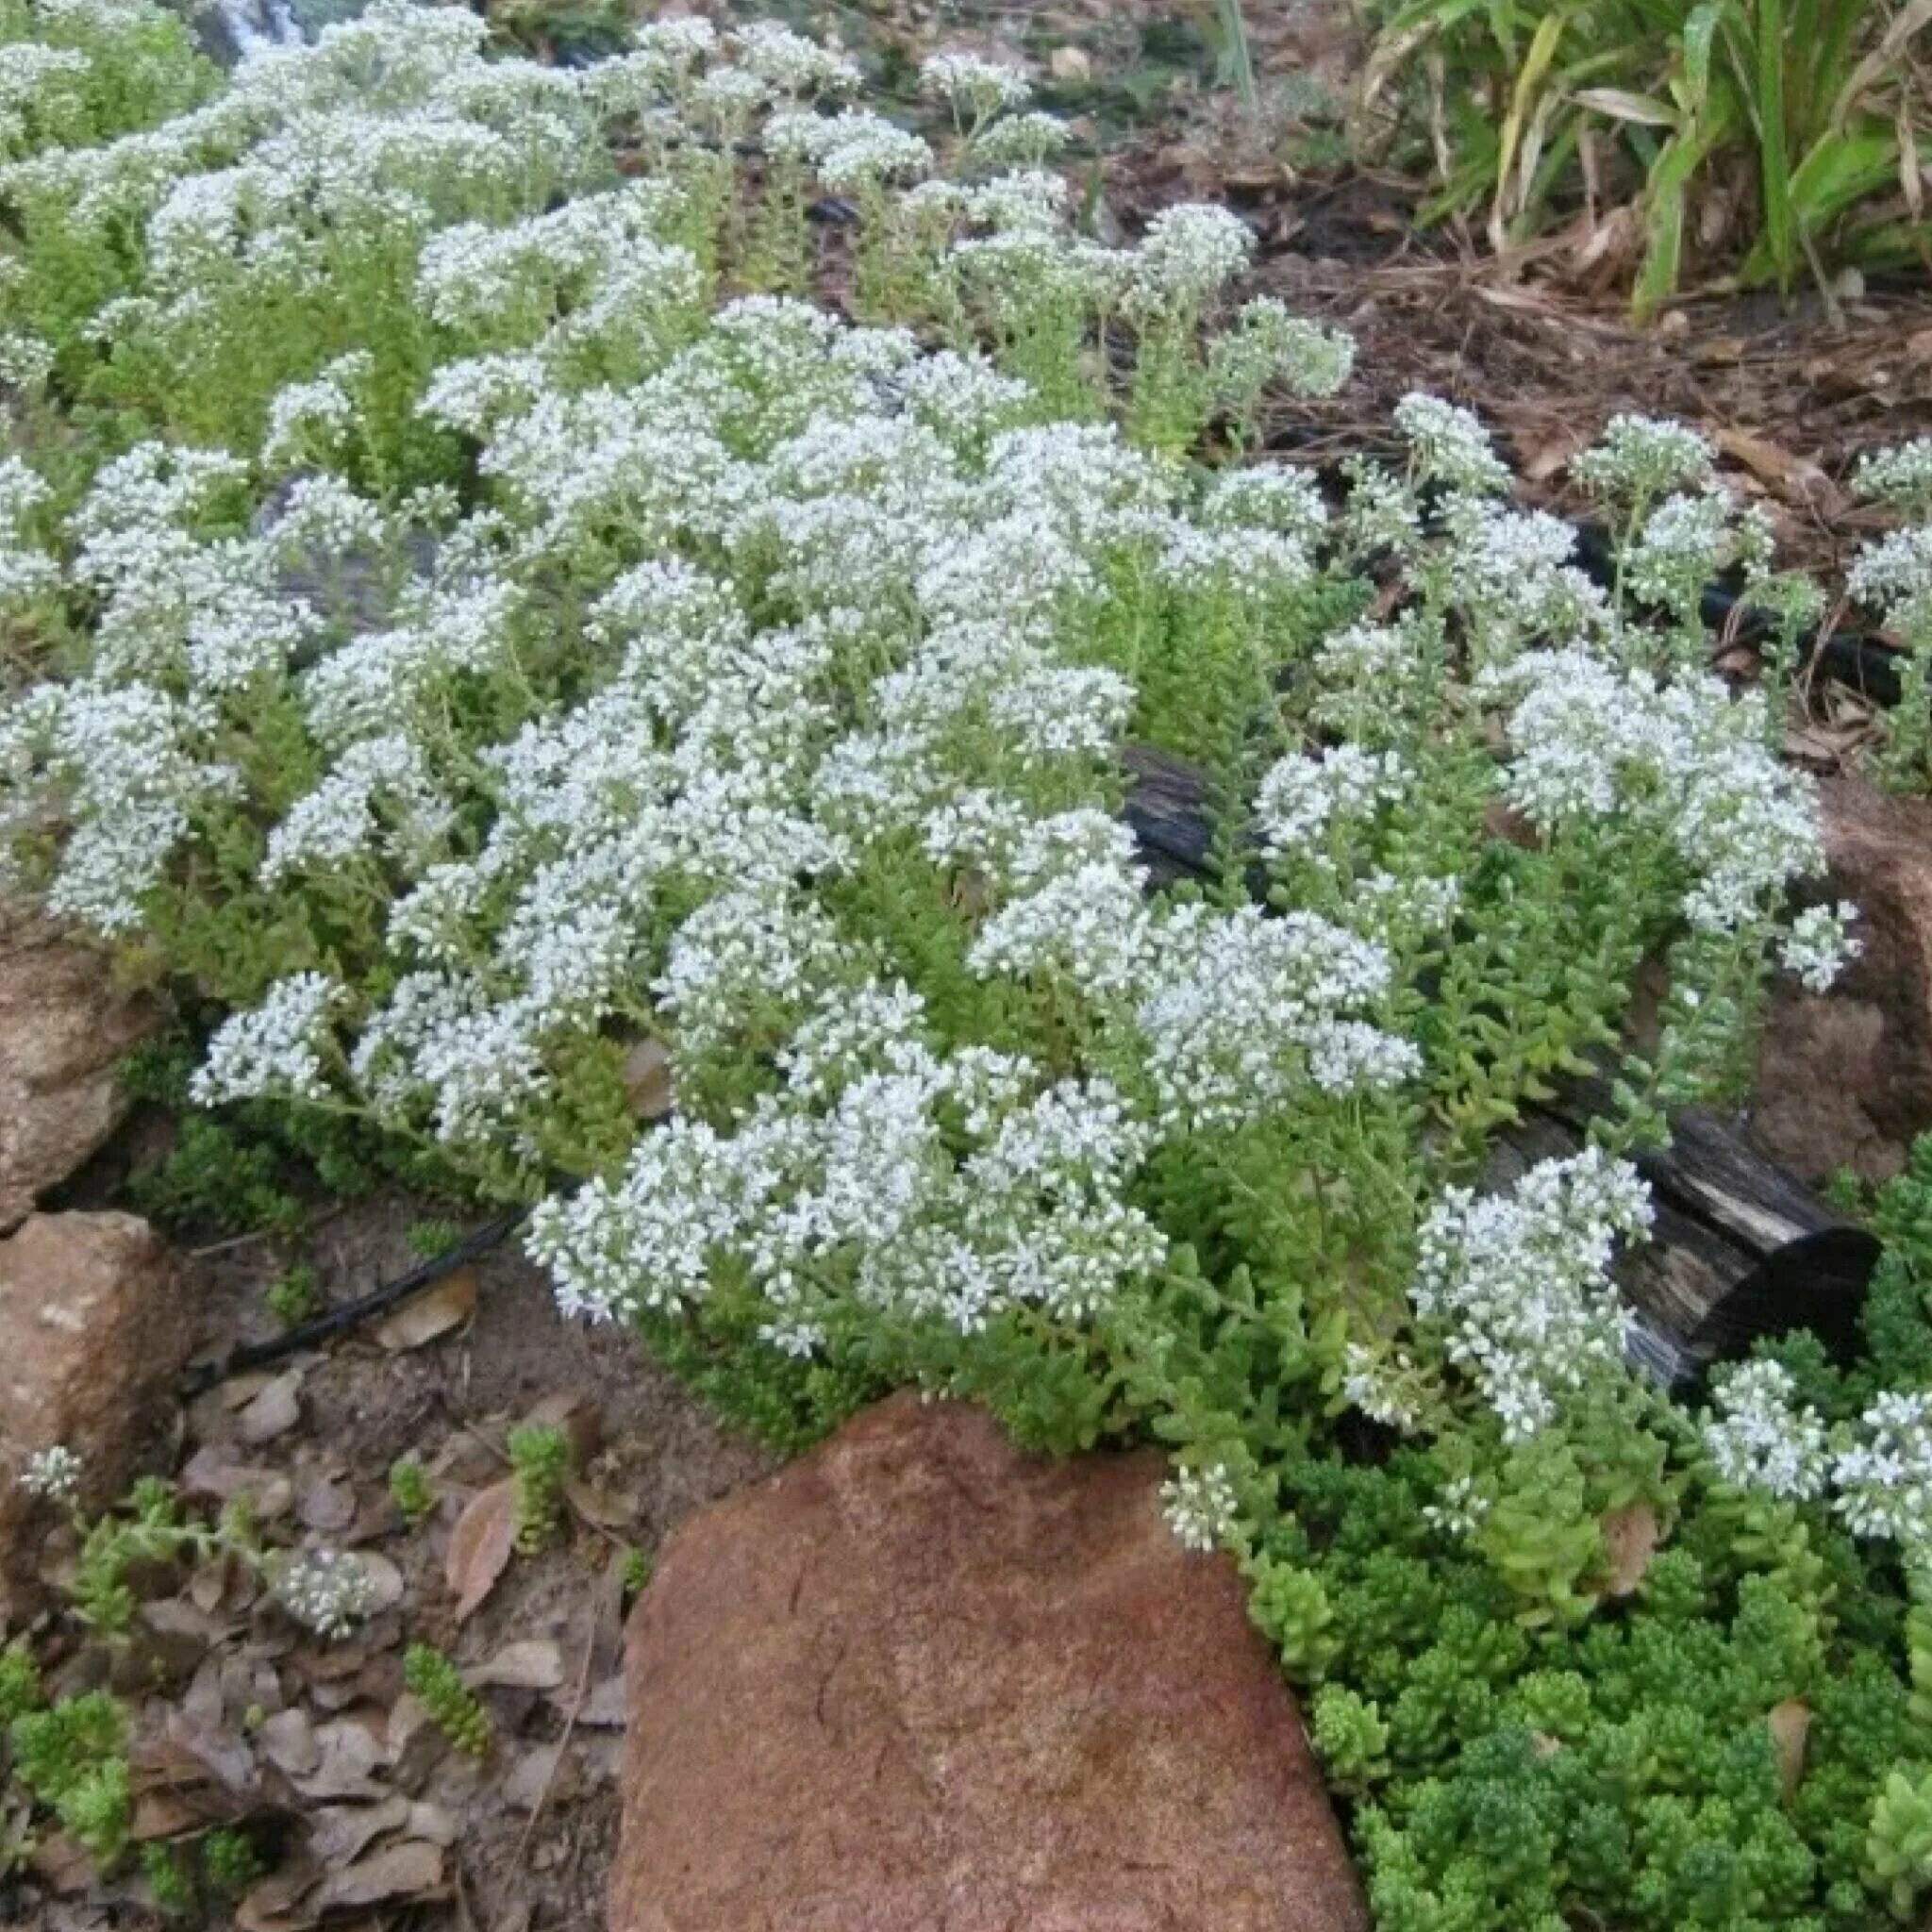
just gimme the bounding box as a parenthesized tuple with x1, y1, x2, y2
(445, 1478, 517, 1623)
(1715, 427, 1842, 515)
(130, 1791, 208, 1841)
(292, 1717, 389, 1803)
(164, 1704, 257, 1795)
(563, 1474, 635, 1530)
(237, 1371, 305, 1448)
(467, 1639, 566, 1692)
(407, 1800, 460, 1846)
(1599, 1501, 1660, 1596)
(375, 1266, 478, 1352)
(1049, 43, 1091, 82)
(30, 1833, 96, 1894)
(181, 1450, 292, 1521)
(622, 1037, 675, 1120)
(1768, 1697, 1811, 1803)
(298, 1477, 357, 1533)
(312, 1838, 447, 1913)
(234, 1855, 324, 1932)
(571, 1675, 627, 1729)
(307, 1795, 410, 1869)
(504, 1742, 568, 1814)
(356, 1549, 407, 1614)
(523, 1390, 602, 1465)
(258, 1707, 320, 1781)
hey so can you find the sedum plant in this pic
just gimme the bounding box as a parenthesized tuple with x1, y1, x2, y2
(403, 1643, 491, 1757)
(0, 5, 1924, 1924)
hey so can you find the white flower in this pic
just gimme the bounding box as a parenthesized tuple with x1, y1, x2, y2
(1572, 414, 1715, 502)
(192, 973, 346, 1108)
(1702, 1359, 1830, 1500)
(921, 51, 1031, 119)
(1128, 201, 1253, 311)
(19, 1444, 81, 1507)
(1159, 1463, 1239, 1552)
(1392, 393, 1510, 495)
(1833, 1389, 1932, 1563)
(1851, 438, 1932, 516)
(1422, 1474, 1489, 1538)
(1411, 1150, 1652, 1440)
(1779, 901, 1861, 994)
(271, 1548, 380, 1640)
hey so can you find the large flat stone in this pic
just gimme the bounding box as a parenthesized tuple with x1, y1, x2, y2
(0, 902, 156, 1232)
(0, 1211, 186, 1597)
(613, 1391, 1366, 1932)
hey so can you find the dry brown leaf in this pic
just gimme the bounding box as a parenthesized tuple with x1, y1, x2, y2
(445, 1477, 517, 1623)
(562, 1474, 635, 1530)
(1768, 1697, 1811, 1803)
(466, 1639, 566, 1692)
(234, 1856, 324, 1932)
(1715, 427, 1840, 513)
(1600, 1501, 1660, 1596)
(312, 1838, 447, 1913)
(237, 1371, 304, 1448)
(571, 1674, 628, 1730)
(375, 1266, 478, 1352)
(357, 1548, 407, 1613)
(29, 1833, 93, 1894)
(130, 1791, 207, 1841)
(1520, 426, 1588, 484)
(292, 1717, 389, 1803)
(179, 1450, 292, 1521)
(258, 1707, 319, 1782)
(307, 1795, 410, 1869)
(622, 1037, 675, 1120)
(522, 1390, 602, 1466)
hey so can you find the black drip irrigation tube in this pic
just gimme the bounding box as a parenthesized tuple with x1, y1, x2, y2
(179, 1204, 530, 1398)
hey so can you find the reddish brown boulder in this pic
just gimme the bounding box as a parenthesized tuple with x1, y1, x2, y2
(0, 1212, 186, 1591)
(612, 1392, 1368, 1932)
(0, 902, 156, 1232)
(1753, 775, 1932, 1184)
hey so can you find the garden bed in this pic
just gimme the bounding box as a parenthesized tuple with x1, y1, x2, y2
(3, 1, 1932, 1928)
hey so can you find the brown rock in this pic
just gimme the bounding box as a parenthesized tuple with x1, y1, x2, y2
(612, 1392, 1367, 1932)
(0, 903, 156, 1232)
(0, 1212, 187, 1590)
(1753, 775, 1932, 1183)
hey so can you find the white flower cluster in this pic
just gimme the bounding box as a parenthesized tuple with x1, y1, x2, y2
(1834, 1390, 1932, 1559)
(1571, 413, 1715, 502)
(529, 981, 1165, 1340)
(18, 1443, 82, 1506)
(270, 1547, 380, 1641)
(1411, 1150, 1654, 1440)
(1479, 647, 1827, 934)
(1779, 901, 1861, 994)
(1159, 1462, 1240, 1552)
(1704, 1365, 1932, 1574)
(1852, 437, 1932, 517)
(1703, 1359, 1831, 1499)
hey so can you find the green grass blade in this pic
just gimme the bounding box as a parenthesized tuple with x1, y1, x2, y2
(1756, 0, 1797, 291)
